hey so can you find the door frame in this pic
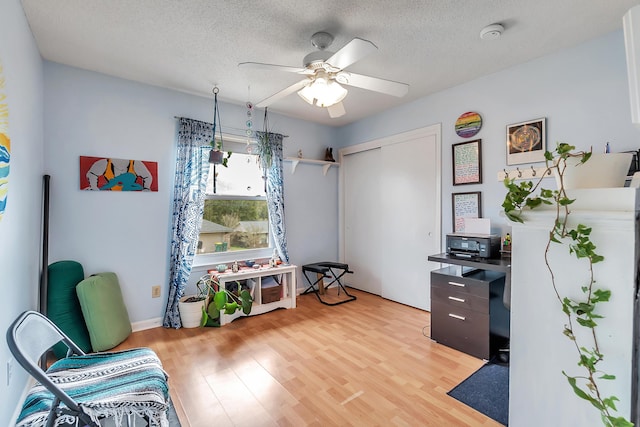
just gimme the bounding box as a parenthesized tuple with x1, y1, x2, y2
(338, 124, 443, 267)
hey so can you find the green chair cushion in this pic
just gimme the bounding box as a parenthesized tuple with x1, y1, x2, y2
(76, 272, 132, 352)
(47, 261, 92, 358)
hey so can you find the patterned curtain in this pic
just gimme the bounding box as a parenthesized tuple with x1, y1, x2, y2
(256, 131, 290, 263)
(163, 118, 212, 328)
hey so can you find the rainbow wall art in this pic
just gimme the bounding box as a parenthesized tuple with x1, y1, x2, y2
(0, 59, 9, 221)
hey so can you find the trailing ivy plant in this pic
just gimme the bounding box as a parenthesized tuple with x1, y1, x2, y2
(502, 142, 633, 427)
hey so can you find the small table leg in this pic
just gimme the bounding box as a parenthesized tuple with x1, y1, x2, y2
(317, 272, 325, 295)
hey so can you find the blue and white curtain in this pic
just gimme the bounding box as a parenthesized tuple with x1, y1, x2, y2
(163, 118, 212, 328)
(256, 131, 290, 264)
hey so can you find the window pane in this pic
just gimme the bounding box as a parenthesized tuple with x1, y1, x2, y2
(198, 199, 269, 254)
(206, 152, 265, 196)
(198, 152, 269, 255)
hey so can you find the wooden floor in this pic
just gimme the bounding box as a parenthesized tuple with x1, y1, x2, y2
(115, 288, 502, 427)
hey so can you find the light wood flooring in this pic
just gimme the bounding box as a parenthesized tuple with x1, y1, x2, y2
(114, 288, 501, 427)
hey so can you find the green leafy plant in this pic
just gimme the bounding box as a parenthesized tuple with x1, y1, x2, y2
(502, 142, 632, 427)
(210, 139, 232, 167)
(194, 274, 253, 327)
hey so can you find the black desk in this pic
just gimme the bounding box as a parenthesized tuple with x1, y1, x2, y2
(428, 253, 511, 273)
(428, 253, 511, 360)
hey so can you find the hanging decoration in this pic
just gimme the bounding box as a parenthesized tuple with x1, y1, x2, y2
(208, 87, 232, 167)
(246, 85, 254, 154)
(455, 111, 483, 138)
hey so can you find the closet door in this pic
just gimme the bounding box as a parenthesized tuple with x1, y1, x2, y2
(341, 126, 441, 311)
(379, 134, 439, 310)
(343, 147, 383, 295)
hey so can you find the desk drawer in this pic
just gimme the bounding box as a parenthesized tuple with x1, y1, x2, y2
(430, 300, 490, 359)
(430, 271, 489, 299)
(431, 286, 488, 314)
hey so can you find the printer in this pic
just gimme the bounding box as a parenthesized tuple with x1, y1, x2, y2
(446, 233, 501, 259)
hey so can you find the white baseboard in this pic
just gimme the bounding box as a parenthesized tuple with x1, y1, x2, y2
(131, 317, 163, 332)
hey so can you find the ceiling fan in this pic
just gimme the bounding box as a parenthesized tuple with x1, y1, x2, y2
(239, 31, 409, 118)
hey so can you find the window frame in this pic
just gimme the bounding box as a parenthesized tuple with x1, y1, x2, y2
(192, 134, 273, 267)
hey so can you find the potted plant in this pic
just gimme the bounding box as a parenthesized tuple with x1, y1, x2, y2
(208, 138, 232, 167)
(177, 280, 209, 328)
(195, 274, 253, 327)
(502, 142, 632, 427)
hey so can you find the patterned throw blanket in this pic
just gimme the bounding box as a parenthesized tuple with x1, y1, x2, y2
(16, 347, 169, 427)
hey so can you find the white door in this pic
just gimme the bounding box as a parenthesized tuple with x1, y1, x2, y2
(340, 125, 441, 310)
(379, 135, 439, 310)
(343, 147, 383, 295)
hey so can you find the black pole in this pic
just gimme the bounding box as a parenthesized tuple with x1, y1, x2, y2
(39, 175, 50, 315)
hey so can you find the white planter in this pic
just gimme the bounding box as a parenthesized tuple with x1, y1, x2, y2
(555, 153, 633, 190)
(178, 295, 205, 328)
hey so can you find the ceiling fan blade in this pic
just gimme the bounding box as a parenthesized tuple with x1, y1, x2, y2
(325, 38, 377, 70)
(238, 62, 313, 75)
(327, 102, 346, 118)
(337, 72, 409, 97)
(256, 79, 310, 108)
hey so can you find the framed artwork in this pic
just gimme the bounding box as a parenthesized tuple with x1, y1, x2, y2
(507, 117, 546, 165)
(452, 139, 482, 185)
(452, 191, 482, 233)
(79, 156, 158, 191)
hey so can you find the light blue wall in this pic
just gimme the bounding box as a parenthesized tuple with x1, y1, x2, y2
(3, 4, 640, 423)
(0, 0, 45, 424)
(336, 30, 640, 244)
(43, 62, 338, 323)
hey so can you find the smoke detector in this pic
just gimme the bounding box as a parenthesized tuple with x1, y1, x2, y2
(480, 24, 504, 40)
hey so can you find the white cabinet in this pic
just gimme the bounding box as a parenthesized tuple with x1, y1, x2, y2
(213, 265, 297, 325)
(508, 188, 639, 426)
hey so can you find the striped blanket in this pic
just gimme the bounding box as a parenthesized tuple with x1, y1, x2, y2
(16, 347, 169, 427)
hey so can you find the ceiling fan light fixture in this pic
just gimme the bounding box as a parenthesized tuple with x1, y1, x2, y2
(297, 78, 348, 108)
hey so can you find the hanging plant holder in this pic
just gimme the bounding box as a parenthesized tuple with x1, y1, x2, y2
(209, 149, 224, 164)
(209, 87, 231, 167)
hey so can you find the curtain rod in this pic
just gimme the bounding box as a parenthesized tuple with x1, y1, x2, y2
(173, 116, 288, 138)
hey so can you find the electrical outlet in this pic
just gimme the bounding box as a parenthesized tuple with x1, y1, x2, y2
(151, 285, 161, 298)
(6, 358, 13, 387)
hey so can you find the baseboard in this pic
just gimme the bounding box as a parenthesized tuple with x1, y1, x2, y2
(132, 317, 163, 332)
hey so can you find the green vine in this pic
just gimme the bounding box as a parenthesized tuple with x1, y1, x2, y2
(502, 142, 633, 427)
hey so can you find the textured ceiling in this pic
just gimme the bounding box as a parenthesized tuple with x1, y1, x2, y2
(20, 0, 640, 126)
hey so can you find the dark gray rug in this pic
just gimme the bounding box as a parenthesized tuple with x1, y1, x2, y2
(168, 398, 181, 426)
(447, 362, 509, 426)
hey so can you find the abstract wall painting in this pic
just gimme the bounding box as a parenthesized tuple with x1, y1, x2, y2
(79, 156, 158, 191)
(0, 59, 9, 221)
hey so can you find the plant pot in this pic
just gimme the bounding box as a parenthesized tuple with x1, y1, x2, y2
(554, 153, 633, 189)
(209, 149, 224, 164)
(178, 295, 205, 328)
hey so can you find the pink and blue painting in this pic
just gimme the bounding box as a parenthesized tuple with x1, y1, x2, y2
(0, 60, 10, 220)
(79, 156, 158, 191)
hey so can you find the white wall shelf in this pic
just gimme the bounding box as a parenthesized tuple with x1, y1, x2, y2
(284, 157, 339, 176)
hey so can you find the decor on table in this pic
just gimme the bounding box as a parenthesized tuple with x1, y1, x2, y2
(501, 142, 632, 427)
(452, 191, 481, 233)
(208, 87, 232, 167)
(452, 139, 482, 185)
(454, 111, 482, 138)
(0, 58, 10, 221)
(506, 117, 546, 165)
(79, 156, 158, 191)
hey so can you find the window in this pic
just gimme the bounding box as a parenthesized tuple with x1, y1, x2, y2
(196, 140, 269, 258)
